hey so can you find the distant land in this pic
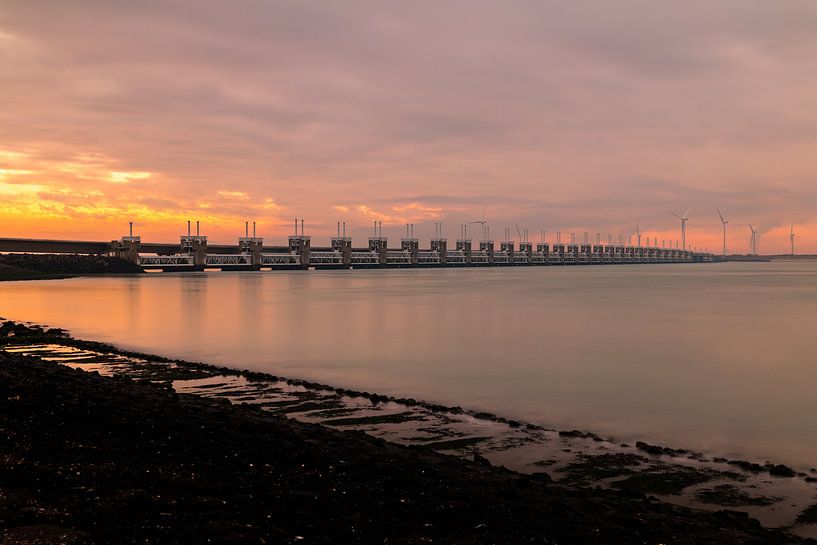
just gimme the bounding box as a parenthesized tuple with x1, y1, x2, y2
(722, 255, 817, 262)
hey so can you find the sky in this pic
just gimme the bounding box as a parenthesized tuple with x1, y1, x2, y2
(1, 1, 816, 253)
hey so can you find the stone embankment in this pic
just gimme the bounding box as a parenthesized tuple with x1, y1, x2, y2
(0, 254, 141, 280)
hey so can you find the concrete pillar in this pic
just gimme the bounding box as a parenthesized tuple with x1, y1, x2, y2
(456, 239, 472, 265)
(499, 241, 512, 264)
(112, 222, 141, 264)
(111, 237, 141, 264)
(239, 237, 264, 269)
(480, 240, 495, 264)
(518, 242, 532, 264)
(331, 237, 352, 268)
(192, 238, 207, 270)
(553, 244, 565, 262)
(401, 238, 419, 266)
(180, 235, 207, 270)
(430, 238, 447, 265)
(368, 237, 388, 266)
(289, 235, 311, 269)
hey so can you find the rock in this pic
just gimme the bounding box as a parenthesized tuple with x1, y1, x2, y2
(727, 460, 766, 473)
(529, 472, 552, 483)
(635, 441, 667, 456)
(559, 430, 589, 438)
(634, 441, 692, 457)
(767, 464, 796, 478)
(473, 454, 492, 467)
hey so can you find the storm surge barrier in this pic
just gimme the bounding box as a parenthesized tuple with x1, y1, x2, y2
(0, 221, 715, 272)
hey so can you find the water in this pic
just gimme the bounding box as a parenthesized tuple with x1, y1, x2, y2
(3, 262, 817, 468)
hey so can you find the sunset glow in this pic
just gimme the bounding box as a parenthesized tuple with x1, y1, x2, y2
(6, 4, 817, 542)
(2, 2, 816, 252)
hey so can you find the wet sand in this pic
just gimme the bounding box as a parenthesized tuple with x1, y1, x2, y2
(0, 320, 814, 544)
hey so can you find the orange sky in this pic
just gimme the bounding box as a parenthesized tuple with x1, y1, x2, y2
(2, 1, 816, 253)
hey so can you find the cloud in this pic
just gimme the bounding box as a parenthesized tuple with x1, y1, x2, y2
(391, 202, 444, 216)
(108, 171, 151, 184)
(0, 1, 816, 250)
(0, 168, 34, 180)
(216, 190, 250, 200)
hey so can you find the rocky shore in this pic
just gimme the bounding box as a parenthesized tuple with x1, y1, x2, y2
(0, 323, 812, 544)
(0, 254, 141, 281)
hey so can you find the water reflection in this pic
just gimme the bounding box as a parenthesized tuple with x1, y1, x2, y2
(2, 262, 817, 466)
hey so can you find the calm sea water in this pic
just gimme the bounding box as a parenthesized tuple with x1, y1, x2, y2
(3, 262, 817, 467)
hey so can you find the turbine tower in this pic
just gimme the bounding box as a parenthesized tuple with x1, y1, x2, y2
(790, 222, 796, 256)
(749, 225, 758, 255)
(636, 224, 642, 247)
(671, 208, 690, 250)
(470, 204, 488, 240)
(716, 208, 728, 256)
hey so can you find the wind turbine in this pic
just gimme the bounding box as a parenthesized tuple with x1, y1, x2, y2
(716, 208, 728, 256)
(748, 225, 758, 255)
(671, 208, 690, 250)
(636, 224, 642, 247)
(790, 223, 796, 255)
(470, 204, 488, 240)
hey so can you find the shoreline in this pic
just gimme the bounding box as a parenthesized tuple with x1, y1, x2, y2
(0, 319, 807, 478)
(3, 320, 817, 542)
(0, 323, 811, 544)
